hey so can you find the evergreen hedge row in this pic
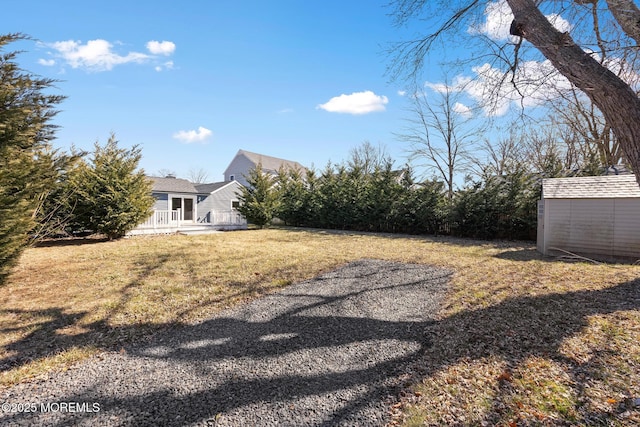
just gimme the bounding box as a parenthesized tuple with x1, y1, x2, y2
(250, 162, 540, 241)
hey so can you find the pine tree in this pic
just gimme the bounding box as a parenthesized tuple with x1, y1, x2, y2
(0, 33, 66, 282)
(276, 166, 308, 227)
(236, 163, 279, 228)
(72, 134, 154, 239)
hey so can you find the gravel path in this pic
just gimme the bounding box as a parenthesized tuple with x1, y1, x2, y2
(0, 259, 451, 427)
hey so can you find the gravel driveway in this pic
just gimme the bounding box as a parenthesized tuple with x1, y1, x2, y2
(1, 259, 451, 426)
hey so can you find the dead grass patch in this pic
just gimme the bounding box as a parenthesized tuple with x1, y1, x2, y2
(2, 228, 639, 425)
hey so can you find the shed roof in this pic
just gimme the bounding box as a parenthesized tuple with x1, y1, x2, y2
(542, 175, 640, 199)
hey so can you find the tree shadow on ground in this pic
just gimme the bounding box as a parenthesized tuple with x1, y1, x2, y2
(493, 247, 552, 262)
(34, 236, 111, 248)
(494, 247, 640, 265)
(0, 251, 176, 374)
(1, 260, 639, 426)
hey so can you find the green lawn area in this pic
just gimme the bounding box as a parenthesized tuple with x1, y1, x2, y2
(1, 228, 639, 425)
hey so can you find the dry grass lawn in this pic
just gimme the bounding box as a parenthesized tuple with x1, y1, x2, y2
(1, 228, 639, 425)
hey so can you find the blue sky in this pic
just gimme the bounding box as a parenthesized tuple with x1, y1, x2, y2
(5, 1, 574, 182)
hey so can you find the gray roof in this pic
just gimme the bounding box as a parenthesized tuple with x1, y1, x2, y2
(195, 181, 234, 194)
(149, 176, 199, 193)
(543, 175, 640, 199)
(236, 149, 307, 173)
(149, 177, 238, 194)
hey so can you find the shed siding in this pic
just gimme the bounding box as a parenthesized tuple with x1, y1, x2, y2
(540, 175, 640, 261)
(567, 199, 614, 256)
(545, 199, 571, 252)
(613, 199, 640, 258)
(544, 198, 640, 260)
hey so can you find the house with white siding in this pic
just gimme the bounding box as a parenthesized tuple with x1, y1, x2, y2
(537, 174, 640, 261)
(129, 176, 246, 235)
(224, 149, 307, 187)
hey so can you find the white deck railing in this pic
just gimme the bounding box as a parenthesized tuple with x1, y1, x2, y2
(138, 210, 181, 229)
(211, 210, 246, 226)
(137, 210, 245, 229)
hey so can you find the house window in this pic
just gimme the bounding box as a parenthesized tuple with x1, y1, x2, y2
(229, 175, 235, 181)
(232, 200, 240, 209)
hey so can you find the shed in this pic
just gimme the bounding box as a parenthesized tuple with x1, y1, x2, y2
(537, 175, 640, 261)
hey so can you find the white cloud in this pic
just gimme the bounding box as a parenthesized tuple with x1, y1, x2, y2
(424, 75, 471, 94)
(474, 0, 515, 41)
(155, 61, 175, 72)
(39, 38, 176, 72)
(277, 108, 294, 114)
(546, 13, 572, 34)
(44, 39, 149, 72)
(146, 40, 176, 56)
(459, 60, 572, 116)
(472, 0, 572, 41)
(453, 102, 473, 117)
(173, 126, 213, 144)
(317, 90, 388, 115)
(397, 90, 407, 96)
(425, 82, 454, 93)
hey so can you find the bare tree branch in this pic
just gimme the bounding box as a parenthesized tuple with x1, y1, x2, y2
(605, 0, 640, 46)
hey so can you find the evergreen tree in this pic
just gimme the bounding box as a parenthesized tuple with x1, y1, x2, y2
(276, 166, 309, 227)
(0, 33, 65, 281)
(236, 163, 279, 228)
(30, 149, 84, 240)
(72, 134, 153, 239)
(450, 166, 538, 240)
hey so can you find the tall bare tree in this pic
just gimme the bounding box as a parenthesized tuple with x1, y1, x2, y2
(550, 86, 623, 168)
(397, 85, 478, 201)
(347, 141, 391, 175)
(187, 168, 210, 184)
(391, 0, 640, 185)
(474, 131, 525, 177)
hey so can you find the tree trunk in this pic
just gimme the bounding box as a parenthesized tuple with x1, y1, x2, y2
(605, 0, 640, 46)
(506, 0, 640, 186)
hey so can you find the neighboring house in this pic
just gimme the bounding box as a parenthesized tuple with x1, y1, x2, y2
(537, 174, 640, 261)
(224, 149, 307, 187)
(129, 176, 247, 235)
